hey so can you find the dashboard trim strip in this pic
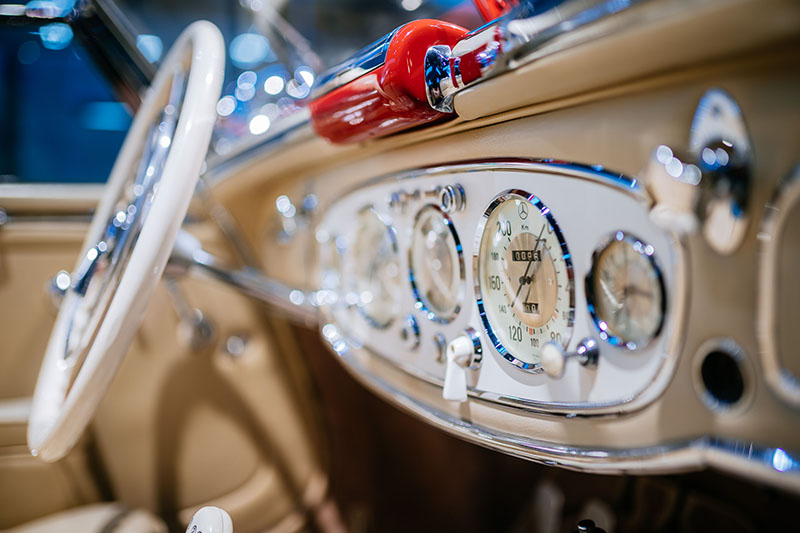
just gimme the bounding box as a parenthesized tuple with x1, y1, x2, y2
(320, 321, 800, 493)
(333, 158, 648, 205)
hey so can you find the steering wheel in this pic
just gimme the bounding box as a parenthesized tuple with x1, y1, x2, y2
(28, 21, 225, 462)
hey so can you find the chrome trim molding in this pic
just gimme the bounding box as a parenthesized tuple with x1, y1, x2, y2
(311, 27, 398, 99)
(758, 165, 800, 407)
(204, 108, 313, 180)
(319, 322, 800, 493)
(336, 158, 646, 205)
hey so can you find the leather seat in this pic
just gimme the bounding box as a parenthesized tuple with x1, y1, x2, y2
(3, 503, 166, 533)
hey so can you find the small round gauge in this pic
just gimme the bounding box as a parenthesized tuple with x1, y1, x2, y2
(409, 205, 464, 322)
(345, 207, 401, 328)
(475, 190, 574, 371)
(586, 232, 666, 350)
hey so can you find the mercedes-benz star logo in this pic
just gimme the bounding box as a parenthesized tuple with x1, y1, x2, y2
(518, 202, 529, 220)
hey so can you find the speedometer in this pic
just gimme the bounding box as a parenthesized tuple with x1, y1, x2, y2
(475, 190, 574, 371)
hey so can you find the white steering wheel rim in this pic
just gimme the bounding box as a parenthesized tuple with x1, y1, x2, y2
(28, 21, 225, 462)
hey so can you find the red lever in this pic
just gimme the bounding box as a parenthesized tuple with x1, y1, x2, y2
(473, 0, 519, 22)
(309, 20, 467, 144)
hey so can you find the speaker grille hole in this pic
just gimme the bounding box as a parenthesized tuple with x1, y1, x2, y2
(701, 350, 745, 407)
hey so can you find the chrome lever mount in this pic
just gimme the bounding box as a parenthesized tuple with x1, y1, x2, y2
(647, 89, 752, 255)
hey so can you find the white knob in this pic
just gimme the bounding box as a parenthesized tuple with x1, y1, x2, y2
(443, 335, 472, 402)
(186, 506, 233, 533)
(542, 338, 599, 378)
(541, 342, 566, 378)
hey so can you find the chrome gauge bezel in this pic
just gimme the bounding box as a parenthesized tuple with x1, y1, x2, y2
(585, 231, 667, 351)
(408, 204, 465, 324)
(758, 165, 800, 407)
(349, 205, 400, 330)
(473, 189, 575, 372)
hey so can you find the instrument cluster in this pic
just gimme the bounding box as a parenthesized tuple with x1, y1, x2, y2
(317, 160, 683, 413)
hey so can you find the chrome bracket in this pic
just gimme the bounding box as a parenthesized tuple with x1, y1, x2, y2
(689, 88, 752, 254)
(424, 45, 461, 113)
(646, 89, 752, 254)
(168, 230, 317, 326)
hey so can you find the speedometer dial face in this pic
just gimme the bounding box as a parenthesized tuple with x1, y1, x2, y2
(586, 232, 665, 350)
(346, 207, 401, 329)
(475, 191, 574, 371)
(409, 205, 464, 323)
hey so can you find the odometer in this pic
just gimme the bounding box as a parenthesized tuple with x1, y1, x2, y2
(475, 190, 574, 371)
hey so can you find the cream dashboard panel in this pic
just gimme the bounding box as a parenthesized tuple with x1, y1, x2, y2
(317, 161, 683, 414)
(224, 27, 800, 491)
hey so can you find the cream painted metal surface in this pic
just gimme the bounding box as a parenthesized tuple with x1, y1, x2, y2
(199, 8, 800, 491)
(27, 21, 225, 462)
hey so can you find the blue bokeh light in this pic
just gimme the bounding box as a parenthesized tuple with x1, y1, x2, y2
(136, 34, 163, 64)
(39, 23, 73, 51)
(229, 33, 274, 69)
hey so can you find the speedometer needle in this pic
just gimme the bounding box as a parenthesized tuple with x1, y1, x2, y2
(599, 278, 623, 311)
(511, 225, 546, 309)
(623, 285, 654, 300)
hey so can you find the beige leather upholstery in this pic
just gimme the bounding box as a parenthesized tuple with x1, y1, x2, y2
(3, 503, 166, 533)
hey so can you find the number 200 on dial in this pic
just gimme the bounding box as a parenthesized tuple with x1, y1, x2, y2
(475, 191, 574, 371)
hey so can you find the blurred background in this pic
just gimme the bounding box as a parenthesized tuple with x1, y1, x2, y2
(0, 0, 484, 183)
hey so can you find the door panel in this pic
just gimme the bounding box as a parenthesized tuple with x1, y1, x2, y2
(0, 207, 103, 528)
(0, 190, 326, 532)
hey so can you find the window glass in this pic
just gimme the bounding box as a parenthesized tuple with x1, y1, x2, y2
(0, 23, 130, 183)
(116, 0, 483, 155)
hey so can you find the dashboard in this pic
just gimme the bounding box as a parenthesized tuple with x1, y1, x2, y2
(202, 0, 800, 497)
(317, 160, 684, 414)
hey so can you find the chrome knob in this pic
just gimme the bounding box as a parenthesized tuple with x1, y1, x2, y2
(541, 337, 598, 379)
(400, 314, 420, 351)
(443, 328, 482, 402)
(439, 184, 466, 213)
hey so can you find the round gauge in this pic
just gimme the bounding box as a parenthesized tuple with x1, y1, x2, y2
(346, 207, 401, 328)
(586, 232, 666, 350)
(475, 190, 574, 371)
(409, 205, 464, 322)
